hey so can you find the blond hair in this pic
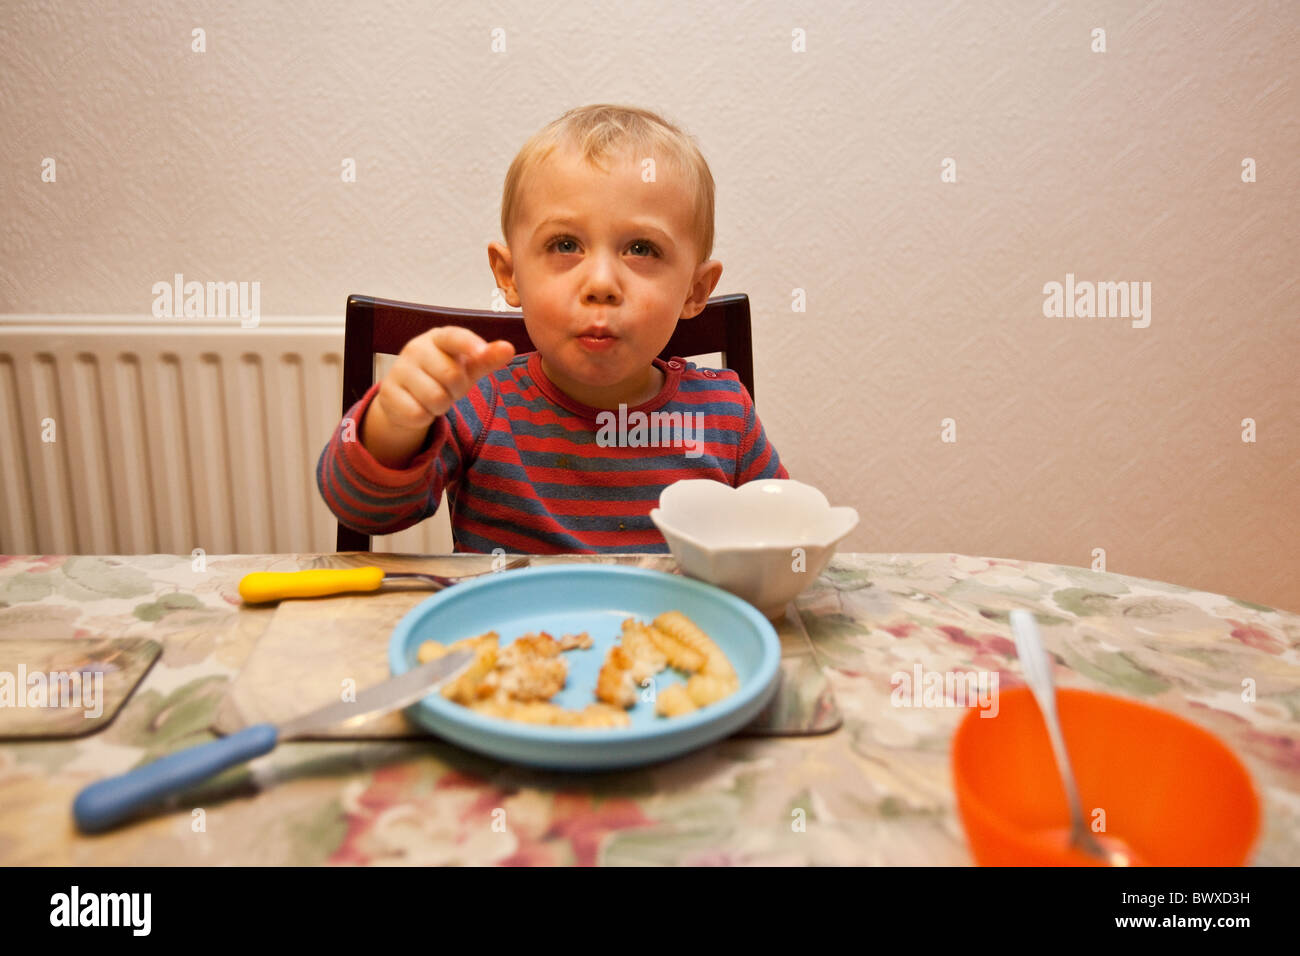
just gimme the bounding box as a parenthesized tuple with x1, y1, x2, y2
(499, 104, 715, 262)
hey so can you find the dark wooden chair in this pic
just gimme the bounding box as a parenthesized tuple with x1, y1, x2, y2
(336, 292, 755, 552)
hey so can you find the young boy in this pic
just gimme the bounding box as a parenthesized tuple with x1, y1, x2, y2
(317, 104, 788, 553)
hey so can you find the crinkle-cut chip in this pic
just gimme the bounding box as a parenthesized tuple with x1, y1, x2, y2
(468, 697, 630, 728)
(445, 631, 501, 657)
(686, 672, 738, 708)
(469, 697, 562, 724)
(655, 683, 698, 717)
(628, 659, 659, 688)
(559, 631, 593, 651)
(643, 624, 707, 673)
(620, 619, 669, 677)
(653, 612, 736, 681)
(418, 629, 499, 664)
(546, 703, 630, 728)
(416, 640, 446, 664)
(573, 703, 632, 728)
(595, 644, 638, 708)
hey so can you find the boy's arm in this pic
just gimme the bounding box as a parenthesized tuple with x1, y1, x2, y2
(362, 396, 432, 469)
(733, 386, 789, 484)
(315, 381, 485, 537)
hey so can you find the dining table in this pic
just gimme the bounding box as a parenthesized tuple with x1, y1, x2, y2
(1, 550, 1296, 866)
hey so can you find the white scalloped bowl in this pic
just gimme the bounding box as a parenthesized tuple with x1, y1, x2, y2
(649, 479, 859, 619)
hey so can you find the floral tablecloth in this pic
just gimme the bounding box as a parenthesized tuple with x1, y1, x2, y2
(0, 552, 1296, 865)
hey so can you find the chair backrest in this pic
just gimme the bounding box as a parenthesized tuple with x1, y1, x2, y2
(336, 292, 754, 552)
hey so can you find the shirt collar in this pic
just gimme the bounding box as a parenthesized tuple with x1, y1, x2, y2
(525, 351, 684, 421)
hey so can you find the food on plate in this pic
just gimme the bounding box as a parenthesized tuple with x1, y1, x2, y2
(430, 633, 500, 704)
(558, 631, 593, 651)
(471, 697, 630, 728)
(684, 672, 737, 707)
(593, 620, 670, 708)
(415, 612, 736, 728)
(619, 619, 670, 677)
(595, 644, 639, 709)
(653, 611, 738, 685)
(640, 619, 706, 673)
(597, 614, 738, 713)
(480, 631, 567, 701)
(654, 683, 697, 717)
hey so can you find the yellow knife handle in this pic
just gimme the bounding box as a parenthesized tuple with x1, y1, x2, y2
(238, 567, 386, 603)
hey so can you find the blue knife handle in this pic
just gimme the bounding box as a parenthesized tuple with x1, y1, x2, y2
(73, 723, 279, 833)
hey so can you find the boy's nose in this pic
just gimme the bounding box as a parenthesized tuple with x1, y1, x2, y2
(580, 257, 622, 304)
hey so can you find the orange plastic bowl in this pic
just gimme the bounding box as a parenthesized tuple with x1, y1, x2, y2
(952, 687, 1260, 866)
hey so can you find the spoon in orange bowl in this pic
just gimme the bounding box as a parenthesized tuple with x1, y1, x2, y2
(1009, 609, 1131, 866)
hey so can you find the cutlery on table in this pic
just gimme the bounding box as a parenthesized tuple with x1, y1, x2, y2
(238, 556, 531, 603)
(72, 649, 474, 833)
(1009, 609, 1129, 866)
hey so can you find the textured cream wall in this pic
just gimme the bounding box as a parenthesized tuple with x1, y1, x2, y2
(2, 1, 1297, 610)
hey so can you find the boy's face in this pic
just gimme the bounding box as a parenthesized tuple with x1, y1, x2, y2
(488, 145, 722, 410)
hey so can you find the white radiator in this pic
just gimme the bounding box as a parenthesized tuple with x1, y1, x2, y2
(0, 315, 452, 555)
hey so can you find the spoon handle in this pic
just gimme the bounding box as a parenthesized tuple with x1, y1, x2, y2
(1009, 611, 1087, 833)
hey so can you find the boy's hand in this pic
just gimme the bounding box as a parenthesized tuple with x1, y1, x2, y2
(374, 327, 516, 433)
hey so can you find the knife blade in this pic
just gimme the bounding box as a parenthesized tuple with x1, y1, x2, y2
(279, 650, 474, 737)
(73, 649, 474, 833)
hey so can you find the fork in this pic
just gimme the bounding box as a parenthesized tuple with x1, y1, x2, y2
(238, 556, 531, 603)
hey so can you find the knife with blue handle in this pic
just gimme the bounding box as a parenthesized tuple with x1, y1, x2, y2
(73, 649, 474, 833)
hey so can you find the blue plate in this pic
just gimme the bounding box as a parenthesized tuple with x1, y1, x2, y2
(388, 565, 781, 770)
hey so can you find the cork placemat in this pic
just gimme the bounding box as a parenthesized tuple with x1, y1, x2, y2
(743, 603, 842, 736)
(0, 637, 162, 738)
(214, 587, 840, 739)
(214, 589, 429, 738)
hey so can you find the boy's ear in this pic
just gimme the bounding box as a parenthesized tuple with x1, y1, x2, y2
(680, 259, 723, 319)
(487, 241, 521, 307)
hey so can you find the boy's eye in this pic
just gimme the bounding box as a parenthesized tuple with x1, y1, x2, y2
(546, 236, 661, 257)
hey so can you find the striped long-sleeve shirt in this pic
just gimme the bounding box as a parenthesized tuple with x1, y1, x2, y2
(316, 351, 788, 553)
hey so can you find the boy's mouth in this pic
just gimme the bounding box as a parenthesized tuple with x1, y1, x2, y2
(577, 325, 618, 351)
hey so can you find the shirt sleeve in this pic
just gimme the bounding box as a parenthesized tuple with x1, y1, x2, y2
(733, 385, 789, 484)
(315, 380, 488, 536)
